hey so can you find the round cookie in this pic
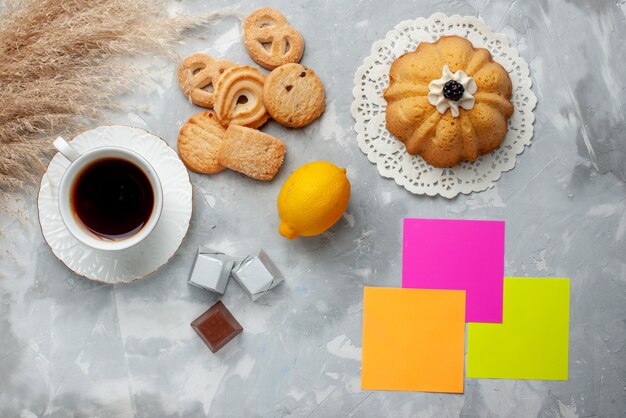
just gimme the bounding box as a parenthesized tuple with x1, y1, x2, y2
(262, 64, 325, 128)
(243, 7, 304, 70)
(213, 65, 269, 129)
(178, 53, 236, 108)
(178, 111, 226, 174)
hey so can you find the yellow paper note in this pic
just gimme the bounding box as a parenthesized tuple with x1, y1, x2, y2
(467, 277, 570, 380)
(361, 287, 466, 393)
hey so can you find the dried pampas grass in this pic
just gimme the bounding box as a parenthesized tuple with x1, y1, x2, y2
(0, 0, 238, 192)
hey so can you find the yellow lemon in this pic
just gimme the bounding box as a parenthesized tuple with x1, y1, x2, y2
(277, 161, 350, 239)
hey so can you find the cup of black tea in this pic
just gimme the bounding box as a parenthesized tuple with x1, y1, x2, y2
(53, 137, 163, 251)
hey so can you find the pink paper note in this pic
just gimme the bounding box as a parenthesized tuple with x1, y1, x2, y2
(402, 218, 504, 323)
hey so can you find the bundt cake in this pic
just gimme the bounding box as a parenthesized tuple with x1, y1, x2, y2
(384, 36, 514, 168)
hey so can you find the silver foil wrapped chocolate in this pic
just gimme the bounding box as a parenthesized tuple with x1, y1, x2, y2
(232, 249, 284, 301)
(187, 248, 235, 294)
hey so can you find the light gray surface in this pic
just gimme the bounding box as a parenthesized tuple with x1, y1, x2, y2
(1, 0, 626, 416)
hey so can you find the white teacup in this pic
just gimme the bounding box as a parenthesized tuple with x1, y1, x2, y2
(53, 137, 163, 251)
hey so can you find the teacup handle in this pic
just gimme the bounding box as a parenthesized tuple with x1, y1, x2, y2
(53, 137, 81, 162)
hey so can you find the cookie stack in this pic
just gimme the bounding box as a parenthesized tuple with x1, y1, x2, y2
(176, 7, 325, 181)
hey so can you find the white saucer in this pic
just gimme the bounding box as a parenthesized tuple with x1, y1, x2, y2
(37, 125, 193, 284)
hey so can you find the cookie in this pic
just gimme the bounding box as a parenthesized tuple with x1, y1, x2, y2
(178, 53, 236, 108)
(263, 64, 325, 128)
(213, 65, 269, 129)
(178, 111, 226, 174)
(218, 125, 285, 181)
(243, 7, 304, 70)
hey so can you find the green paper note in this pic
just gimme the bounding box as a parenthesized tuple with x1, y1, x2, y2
(467, 277, 570, 380)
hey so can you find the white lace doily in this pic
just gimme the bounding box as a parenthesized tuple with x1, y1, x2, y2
(350, 13, 537, 198)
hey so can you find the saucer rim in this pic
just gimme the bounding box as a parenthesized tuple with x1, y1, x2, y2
(37, 124, 194, 284)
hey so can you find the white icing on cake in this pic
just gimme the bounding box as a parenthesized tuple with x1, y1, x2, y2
(428, 65, 477, 117)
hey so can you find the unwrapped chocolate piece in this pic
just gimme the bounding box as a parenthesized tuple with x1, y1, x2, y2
(188, 248, 235, 294)
(191, 301, 243, 353)
(232, 249, 284, 301)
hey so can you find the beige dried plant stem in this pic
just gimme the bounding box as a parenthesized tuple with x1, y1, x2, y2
(0, 0, 243, 193)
